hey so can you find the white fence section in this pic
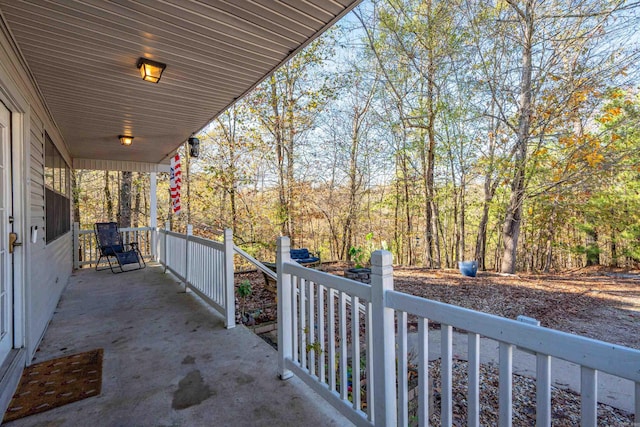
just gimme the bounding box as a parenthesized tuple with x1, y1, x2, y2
(275, 236, 640, 427)
(75, 222, 253, 330)
(158, 227, 235, 328)
(73, 223, 154, 269)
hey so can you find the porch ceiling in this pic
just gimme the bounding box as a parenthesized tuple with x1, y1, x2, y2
(0, 0, 360, 165)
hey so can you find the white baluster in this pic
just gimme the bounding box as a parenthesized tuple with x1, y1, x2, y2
(580, 367, 597, 427)
(441, 324, 453, 427)
(499, 342, 513, 427)
(468, 333, 480, 427)
(397, 311, 408, 426)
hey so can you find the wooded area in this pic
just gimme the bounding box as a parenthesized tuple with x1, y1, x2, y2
(74, 0, 640, 273)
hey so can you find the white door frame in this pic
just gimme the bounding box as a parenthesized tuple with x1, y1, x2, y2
(0, 101, 13, 361)
(0, 79, 28, 359)
(9, 107, 25, 352)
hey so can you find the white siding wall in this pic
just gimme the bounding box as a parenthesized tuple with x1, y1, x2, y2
(0, 19, 72, 360)
(28, 232, 71, 356)
(26, 110, 71, 358)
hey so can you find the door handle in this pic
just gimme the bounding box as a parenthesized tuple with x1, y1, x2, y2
(9, 232, 22, 253)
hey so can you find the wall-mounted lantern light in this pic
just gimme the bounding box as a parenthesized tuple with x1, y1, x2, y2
(137, 57, 166, 83)
(119, 135, 134, 146)
(188, 135, 200, 158)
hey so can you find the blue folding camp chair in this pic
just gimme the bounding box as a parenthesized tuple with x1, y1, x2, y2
(94, 222, 146, 273)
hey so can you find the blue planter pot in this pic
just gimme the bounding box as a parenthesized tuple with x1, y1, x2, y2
(458, 261, 478, 278)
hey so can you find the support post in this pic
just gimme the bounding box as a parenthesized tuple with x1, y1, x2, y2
(185, 224, 193, 290)
(163, 220, 170, 272)
(73, 222, 79, 270)
(277, 236, 293, 380)
(149, 172, 157, 260)
(370, 250, 397, 426)
(223, 228, 235, 329)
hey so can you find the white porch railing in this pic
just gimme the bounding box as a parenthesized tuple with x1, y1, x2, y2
(72, 223, 154, 269)
(73, 223, 266, 330)
(74, 225, 640, 425)
(158, 227, 235, 329)
(275, 236, 640, 427)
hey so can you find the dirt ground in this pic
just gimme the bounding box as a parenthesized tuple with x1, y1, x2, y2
(235, 263, 640, 350)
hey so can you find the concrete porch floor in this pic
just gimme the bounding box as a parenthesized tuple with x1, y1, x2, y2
(5, 263, 352, 427)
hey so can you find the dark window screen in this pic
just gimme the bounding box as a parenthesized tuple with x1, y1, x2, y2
(45, 133, 71, 243)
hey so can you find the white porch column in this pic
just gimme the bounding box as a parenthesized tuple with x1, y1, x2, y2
(162, 220, 170, 272)
(73, 222, 79, 269)
(223, 228, 235, 329)
(277, 236, 293, 380)
(370, 250, 397, 426)
(149, 172, 157, 260)
(185, 224, 193, 291)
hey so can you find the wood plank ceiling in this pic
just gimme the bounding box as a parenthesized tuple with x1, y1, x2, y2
(0, 0, 360, 165)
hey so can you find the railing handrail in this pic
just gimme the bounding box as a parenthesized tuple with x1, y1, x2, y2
(284, 259, 640, 383)
(156, 231, 300, 283)
(386, 289, 640, 383)
(277, 243, 640, 426)
(119, 226, 153, 232)
(160, 229, 185, 239)
(283, 261, 370, 300)
(234, 245, 277, 280)
(158, 229, 224, 251)
(77, 225, 153, 234)
(73, 223, 154, 269)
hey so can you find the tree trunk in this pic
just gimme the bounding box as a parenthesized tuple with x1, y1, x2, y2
(396, 139, 413, 265)
(104, 171, 113, 220)
(453, 189, 459, 262)
(435, 207, 449, 268)
(270, 76, 288, 238)
(585, 229, 600, 266)
(285, 68, 295, 245)
(71, 170, 82, 225)
(542, 200, 558, 273)
(475, 197, 491, 270)
(119, 171, 133, 228)
(225, 109, 238, 235)
(501, 0, 534, 274)
(394, 160, 402, 263)
(424, 74, 438, 268)
(543, 236, 553, 273)
(475, 105, 500, 271)
(610, 229, 618, 267)
(431, 200, 442, 268)
(460, 179, 466, 260)
(133, 173, 142, 228)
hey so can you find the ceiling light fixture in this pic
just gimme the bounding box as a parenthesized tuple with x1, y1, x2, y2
(119, 135, 134, 146)
(137, 57, 166, 83)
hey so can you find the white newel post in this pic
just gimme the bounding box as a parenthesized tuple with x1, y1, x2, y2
(163, 220, 170, 272)
(370, 250, 397, 426)
(150, 172, 157, 260)
(277, 236, 293, 380)
(185, 224, 193, 290)
(223, 228, 235, 329)
(73, 222, 79, 270)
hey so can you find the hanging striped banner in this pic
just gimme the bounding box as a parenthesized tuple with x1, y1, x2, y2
(170, 153, 182, 214)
